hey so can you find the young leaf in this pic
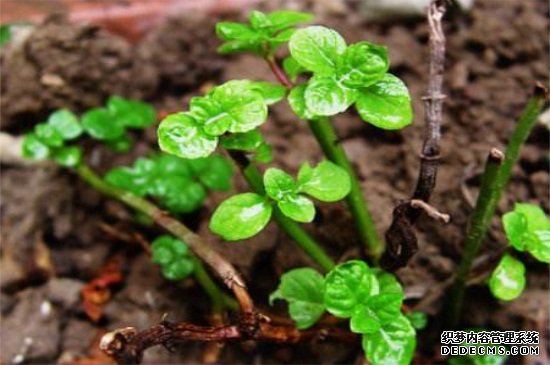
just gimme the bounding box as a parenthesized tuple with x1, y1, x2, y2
(529, 230, 550, 263)
(220, 130, 263, 151)
(355, 73, 413, 130)
(514, 203, 550, 231)
(210, 193, 273, 241)
(288, 84, 317, 120)
(283, 56, 306, 82)
(405, 311, 428, 330)
(48, 109, 82, 140)
(489, 254, 526, 301)
(249, 10, 269, 29)
(106, 134, 133, 153)
(53, 146, 82, 167)
(107, 96, 156, 128)
(305, 75, 356, 116)
(503, 204, 550, 262)
(289, 26, 346, 75)
(298, 160, 351, 202)
(502, 210, 528, 251)
(249, 81, 287, 105)
(34, 123, 64, 147)
(157, 179, 206, 214)
(105, 167, 151, 196)
(264, 168, 297, 201)
(266, 11, 313, 32)
(211, 80, 268, 133)
(82, 108, 125, 140)
(22, 133, 50, 160)
(362, 313, 416, 365)
(338, 41, 389, 88)
(152, 235, 194, 281)
(254, 142, 273, 164)
(158, 113, 218, 159)
(190, 155, 234, 191)
(324, 260, 379, 318)
(269, 267, 325, 329)
(216, 22, 257, 41)
(278, 195, 315, 223)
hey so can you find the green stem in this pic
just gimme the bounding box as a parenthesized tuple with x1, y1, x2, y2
(74, 163, 246, 312)
(448, 89, 546, 327)
(231, 152, 335, 271)
(308, 118, 383, 261)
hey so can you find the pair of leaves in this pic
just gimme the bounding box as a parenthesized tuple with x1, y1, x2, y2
(265, 161, 351, 223)
(270, 260, 415, 365)
(489, 203, 550, 301)
(22, 109, 83, 167)
(209, 160, 350, 240)
(82, 96, 155, 150)
(105, 153, 233, 215)
(158, 80, 283, 159)
(151, 235, 194, 281)
(216, 10, 313, 56)
(287, 26, 412, 130)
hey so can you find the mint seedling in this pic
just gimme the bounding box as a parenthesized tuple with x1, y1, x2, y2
(488, 203, 549, 301)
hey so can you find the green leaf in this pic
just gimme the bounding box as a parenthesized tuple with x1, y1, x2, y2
(107, 96, 156, 128)
(324, 260, 379, 318)
(220, 130, 263, 151)
(269, 267, 325, 329)
(372, 269, 404, 296)
(189, 96, 232, 136)
(338, 41, 389, 88)
(298, 160, 351, 202)
(152, 235, 194, 281)
(278, 195, 315, 223)
(514, 203, 550, 231)
(489, 254, 526, 301)
(249, 81, 287, 105)
(105, 167, 150, 196)
(362, 313, 416, 365)
(405, 311, 427, 330)
(355, 73, 413, 130)
(502, 211, 528, 251)
(0, 25, 12, 47)
(266, 11, 313, 32)
(193, 155, 234, 191)
(254, 142, 273, 164)
(53, 146, 82, 167)
(211, 80, 268, 133)
(264, 168, 297, 201)
(105, 134, 133, 153)
(161, 179, 206, 214)
(289, 26, 346, 75)
(22, 133, 50, 160)
(529, 230, 550, 263)
(210, 193, 273, 240)
(305, 75, 356, 116)
(288, 84, 317, 120)
(283, 56, 306, 81)
(158, 112, 218, 159)
(350, 292, 404, 334)
(34, 123, 64, 147)
(82, 108, 125, 140)
(48, 109, 82, 140)
(218, 40, 262, 55)
(216, 22, 258, 41)
(503, 204, 550, 263)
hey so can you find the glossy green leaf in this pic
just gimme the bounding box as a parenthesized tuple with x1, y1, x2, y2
(189, 96, 231, 136)
(355, 73, 413, 130)
(362, 313, 416, 365)
(249, 81, 287, 105)
(220, 130, 263, 151)
(210, 193, 273, 241)
(34, 123, 64, 147)
(107, 96, 156, 128)
(158, 113, 218, 159)
(288, 84, 317, 120)
(289, 26, 346, 75)
(514, 203, 550, 231)
(502, 211, 528, 251)
(22, 133, 50, 160)
(211, 80, 268, 133)
(372, 269, 404, 296)
(157, 179, 206, 214)
(152, 235, 194, 281)
(278, 195, 315, 223)
(254, 142, 273, 164)
(338, 41, 389, 88)
(48, 109, 82, 140)
(305, 75, 356, 116)
(298, 160, 351, 202)
(216, 22, 257, 41)
(405, 311, 427, 330)
(249, 10, 269, 29)
(53, 146, 82, 167)
(82, 108, 125, 140)
(269, 28, 295, 47)
(269, 267, 325, 329)
(529, 230, 550, 263)
(324, 260, 379, 318)
(264, 168, 297, 201)
(283, 56, 306, 81)
(489, 254, 526, 301)
(351, 293, 404, 334)
(266, 11, 313, 32)
(105, 167, 151, 196)
(503, 204, 550, 263)
(217, 40, 262, 55)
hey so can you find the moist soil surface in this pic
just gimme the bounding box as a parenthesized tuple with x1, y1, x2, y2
(1, 0, 548, 364)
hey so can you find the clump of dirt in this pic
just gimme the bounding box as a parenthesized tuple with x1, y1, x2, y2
(0, 15, 157, 131)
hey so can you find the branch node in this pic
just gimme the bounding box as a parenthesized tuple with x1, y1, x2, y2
(410, 199, 451, 224)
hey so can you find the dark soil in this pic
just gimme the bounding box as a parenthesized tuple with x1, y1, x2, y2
(1, 0, 548, 364)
